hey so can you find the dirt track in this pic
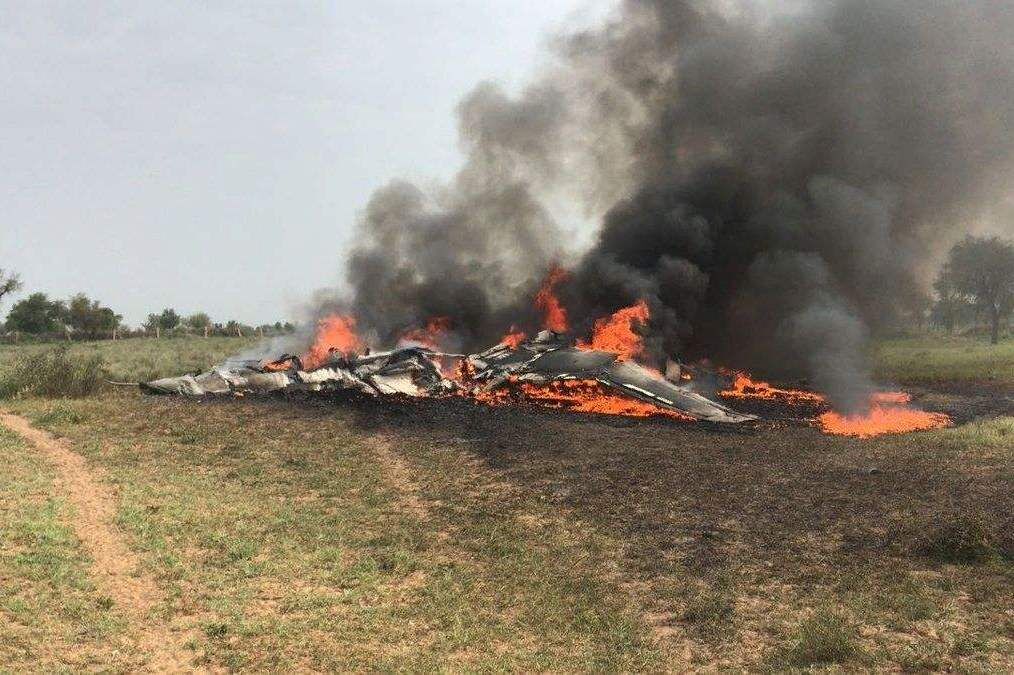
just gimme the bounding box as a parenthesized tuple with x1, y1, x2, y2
(0, 411, 199, 673)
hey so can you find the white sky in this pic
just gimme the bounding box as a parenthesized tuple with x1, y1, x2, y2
(1, 1, 615, 327)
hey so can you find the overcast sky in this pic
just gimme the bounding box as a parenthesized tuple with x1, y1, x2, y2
(1, 1, 613, 327)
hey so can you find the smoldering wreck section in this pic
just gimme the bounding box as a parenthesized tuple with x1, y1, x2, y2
(142, 330, 756, 425)
(141, 317, 956, 439)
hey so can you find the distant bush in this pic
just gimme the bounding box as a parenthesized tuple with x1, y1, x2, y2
(0, 346, 105, 398)
(917, 511, 1003, 563)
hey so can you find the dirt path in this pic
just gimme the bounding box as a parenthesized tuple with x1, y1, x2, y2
(0, 411, 199, 673)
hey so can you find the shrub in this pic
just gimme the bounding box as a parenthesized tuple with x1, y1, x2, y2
(0, 347, 105, 398)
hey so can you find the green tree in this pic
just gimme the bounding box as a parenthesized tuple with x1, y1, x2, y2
(67, 294, 122, 339)
(144, 309, 181, 336)
(5, 293, 66, 334)
(0, 269, 21, 308)
(158, 308, 180, 331)
(937, 236, 1014, 344)
(185, 312, 212, 330)
(931, 270, 972, 333)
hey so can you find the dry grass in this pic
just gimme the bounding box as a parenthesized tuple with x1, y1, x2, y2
(777, 609, 865, 668)
(4, 394, 665, 671)
(0, 334, 1011, 671)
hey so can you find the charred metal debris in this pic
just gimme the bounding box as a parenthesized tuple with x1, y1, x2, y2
(142, 331, 756, 424)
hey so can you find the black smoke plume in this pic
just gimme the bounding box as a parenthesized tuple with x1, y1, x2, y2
(340, 0, 1014, 412)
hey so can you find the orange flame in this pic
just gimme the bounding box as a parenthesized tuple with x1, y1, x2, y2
(718, 371, 826, 406)
(535, 265, 569, 333)
(577, 299, 651, 362)
(500, 326, 527, 348)
(819, 392, 951, 438)
(290, 312, 949, 439)
(302, 314, 363, 369)
(400, 316, 452, 350)
(473, 378, 695, 421)
(717, 373, 951, 438)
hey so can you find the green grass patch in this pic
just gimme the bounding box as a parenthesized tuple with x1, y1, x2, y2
(33, 402, 88, 426)
(0, 335, 258, 383)
(873, 334, 1014, 383)
(926, 416, 1014, 453)
(879, 575, 939, 624)
(895, 639, 948, 671)
(679, 577, 736, 641)
(951, 631, 992, 657)
(0, 346, 104, 398)
(779, 609, 865, 667)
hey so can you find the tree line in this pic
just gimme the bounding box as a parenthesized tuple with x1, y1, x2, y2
(2, 234, 1011, 344)
(0, 273, 294, 342)
(138, 307, 295, 339)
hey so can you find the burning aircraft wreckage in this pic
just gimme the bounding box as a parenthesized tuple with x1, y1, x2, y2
(145, 330, 752, 424)
(143, 293, 951, 439)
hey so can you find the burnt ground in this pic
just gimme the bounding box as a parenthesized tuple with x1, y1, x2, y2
(223, 382, 1013, 586)
(174, 381, 1011, 667)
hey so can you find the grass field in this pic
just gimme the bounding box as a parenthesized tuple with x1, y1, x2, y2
(4, 395, 668, 671)
(873, 334, 1014, 384)
(0, 336, 258, 383)
(2, 333, 1011, 385)
(0, 335, 1011, 671)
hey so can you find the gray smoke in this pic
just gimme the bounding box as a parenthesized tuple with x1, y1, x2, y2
(344, 82, 568, 347)
(340, 0, 1014, 412)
